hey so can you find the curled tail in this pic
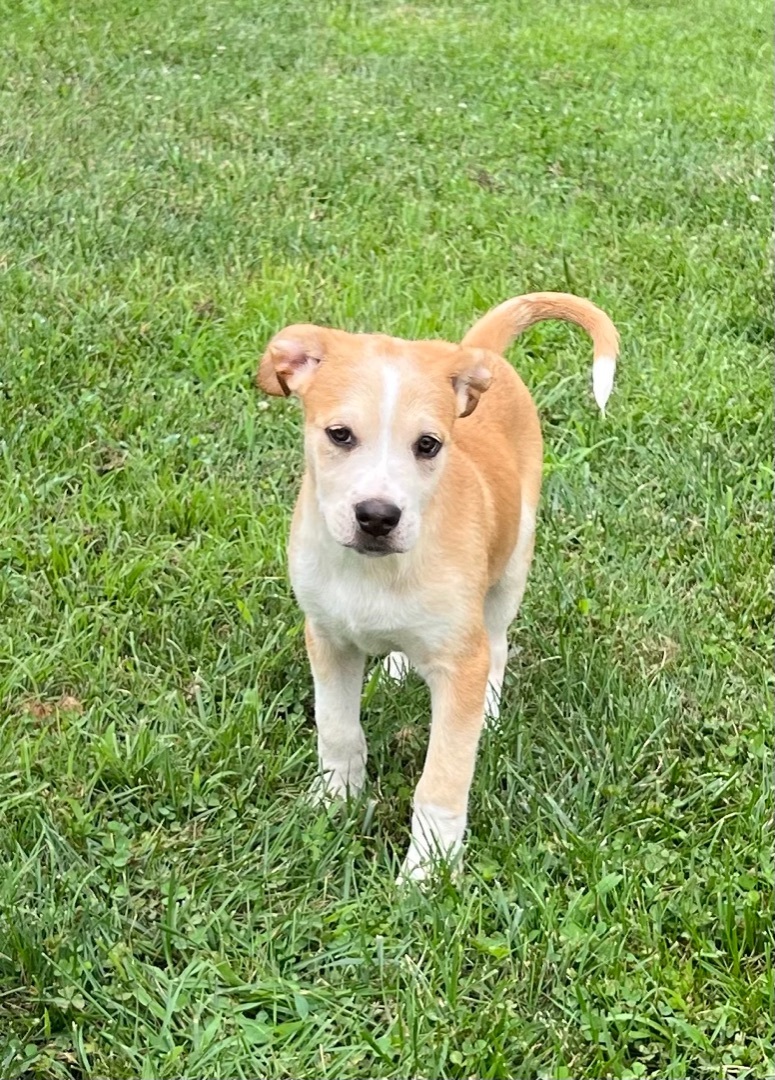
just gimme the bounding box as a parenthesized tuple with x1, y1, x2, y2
(461, 291, 620, 412)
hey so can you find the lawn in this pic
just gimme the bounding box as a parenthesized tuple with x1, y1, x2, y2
(0, 0, 772, 1076)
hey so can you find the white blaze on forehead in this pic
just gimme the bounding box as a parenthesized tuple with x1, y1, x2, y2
(378, 364, 402, 466)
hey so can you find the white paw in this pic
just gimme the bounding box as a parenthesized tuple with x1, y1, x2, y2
(382, 651, 410, 682)
(397, 846, 464, 886)
(396, 804, 466, 884)
(306, 763, 365, 805)
(484, 680, 502, 726)
(397, 854, 432, 885)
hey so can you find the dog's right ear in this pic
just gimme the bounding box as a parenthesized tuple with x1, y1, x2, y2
(257, 324, 329, 397)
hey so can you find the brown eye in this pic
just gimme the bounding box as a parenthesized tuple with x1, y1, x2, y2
(326, 425, 356, 448)
(415, 434, 442, 459)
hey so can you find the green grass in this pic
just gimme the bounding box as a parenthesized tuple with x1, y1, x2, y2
(0, 0, 772, 1076)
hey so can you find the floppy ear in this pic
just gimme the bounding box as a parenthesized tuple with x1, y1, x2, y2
(256, 324, 329, 397)
(450, 349, 493, 417)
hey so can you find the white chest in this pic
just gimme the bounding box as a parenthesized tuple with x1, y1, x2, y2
(290, 545, 452, 660)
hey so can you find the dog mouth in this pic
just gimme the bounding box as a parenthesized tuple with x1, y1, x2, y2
(345, 537, 401, 558)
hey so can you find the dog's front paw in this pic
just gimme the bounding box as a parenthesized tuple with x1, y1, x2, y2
(396, 804, 466, 885)
(306, 764, 365, 806)
(397, 845, 463, 886)
(397, 853, 431, 885)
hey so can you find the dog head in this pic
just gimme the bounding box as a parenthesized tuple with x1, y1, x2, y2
(257, 325, 493, 556)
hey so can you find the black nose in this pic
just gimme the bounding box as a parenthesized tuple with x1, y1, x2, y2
(354, 499, 402, 537)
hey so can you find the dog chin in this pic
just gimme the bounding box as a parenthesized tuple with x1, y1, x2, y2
(349, 540, 401, 557)
(344, 537, 404, 558)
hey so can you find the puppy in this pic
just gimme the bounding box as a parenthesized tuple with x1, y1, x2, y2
(257, 292, 619, 881)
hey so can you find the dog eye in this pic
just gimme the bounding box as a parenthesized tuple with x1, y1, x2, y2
(415, 434, 442, 459)
(326, 425, 356, 448)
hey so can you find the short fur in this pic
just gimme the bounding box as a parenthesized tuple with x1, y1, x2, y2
(257, 292, 619, 880)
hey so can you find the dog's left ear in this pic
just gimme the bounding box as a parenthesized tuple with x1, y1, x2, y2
(450, 349, 493, 417)
(257, 324, 330, 397)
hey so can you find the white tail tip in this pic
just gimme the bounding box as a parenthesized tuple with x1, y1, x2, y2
(592, 355, 616, 413)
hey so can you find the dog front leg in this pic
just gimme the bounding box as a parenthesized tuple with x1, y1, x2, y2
(400, 633, 490, 881)
(305, 620, 367, 800)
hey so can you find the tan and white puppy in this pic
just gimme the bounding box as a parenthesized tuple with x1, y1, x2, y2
(257, 293, 619, 881)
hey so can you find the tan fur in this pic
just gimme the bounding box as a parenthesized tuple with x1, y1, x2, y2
(462, 291, 620, 358)
(416, 628, 491, 814)
(257, 291, 619, 881)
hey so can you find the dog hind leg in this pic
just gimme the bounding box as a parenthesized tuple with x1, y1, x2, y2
(483, 502, 536, 723)
(381, 651, 410, 681)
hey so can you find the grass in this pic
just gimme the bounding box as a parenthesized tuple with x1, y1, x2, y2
(0, 0, 772, 1076)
